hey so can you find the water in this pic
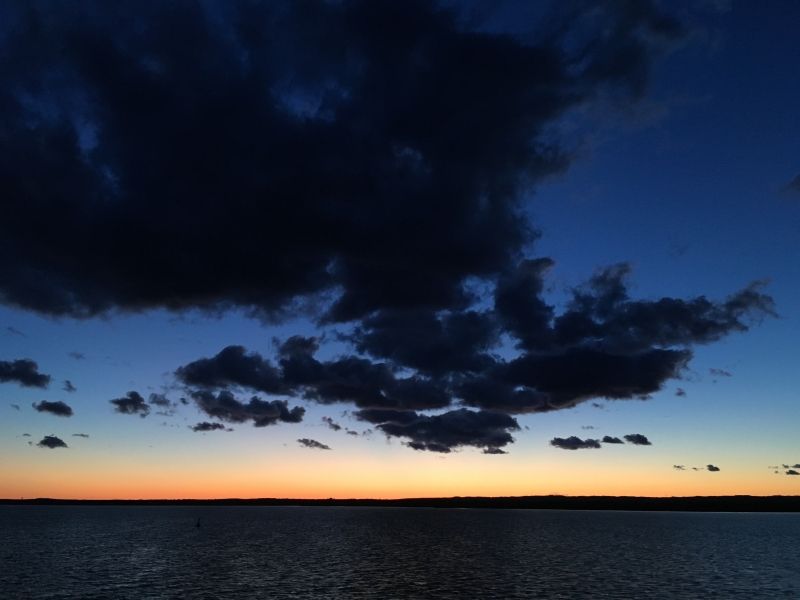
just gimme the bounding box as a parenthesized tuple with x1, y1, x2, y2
(1, 506, 798, 599)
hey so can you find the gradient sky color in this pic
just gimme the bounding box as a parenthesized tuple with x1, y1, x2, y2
(2, 0, 799, 499)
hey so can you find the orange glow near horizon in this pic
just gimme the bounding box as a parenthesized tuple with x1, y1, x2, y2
(2, 448, 797, 500)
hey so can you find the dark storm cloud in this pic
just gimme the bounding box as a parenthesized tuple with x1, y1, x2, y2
(356, 408, 519, 453)
(549, 436, 601, 450)
(72, 433, 89, 438)
(602, 436, 624, 444)
(189, 390, 304, 427)
(0, 0, 684, 321)
(190, 422, 229, 432)
(786, 470, 799, 476)
(623, 434, 651, 445)
(298, 438, 331, 450)
(1, 0, 778, 452)
(707, 465, 720, 472)
(780, 173, 800, 197)
(32, 400, 74, 417)
(0, 359, 51, 388)
(110, 391, 151, 417)
(62, 380, 77, 393)
(322, 417, 342, 431)
(37, 435, 67, 449)
(709, 368, 731, 378)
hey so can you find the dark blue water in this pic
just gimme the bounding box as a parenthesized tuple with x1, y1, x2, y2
(1, 506, 798, 598)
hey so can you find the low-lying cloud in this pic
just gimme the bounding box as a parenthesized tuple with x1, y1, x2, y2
(602, 436, 624, 444)
(190, 422, 230, 432)
(37, 435, 67, 449)
(298, 438, 331, 450)
(190, 390, 304, 427)
(110, 391, 150, 417)
(0, 359, 51, 388)
(623, 434, 652, 446)
(33, 400, 74, 417)
(357, 408, 519, 453)
(550, 436, 601, 450)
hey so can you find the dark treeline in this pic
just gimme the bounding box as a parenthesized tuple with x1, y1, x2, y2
(2, 496, 799, 512)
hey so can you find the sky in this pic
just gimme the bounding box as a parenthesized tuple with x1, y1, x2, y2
(1, 0, 799, 500)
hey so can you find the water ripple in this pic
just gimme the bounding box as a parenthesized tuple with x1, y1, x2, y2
(1, 507, 798, 598)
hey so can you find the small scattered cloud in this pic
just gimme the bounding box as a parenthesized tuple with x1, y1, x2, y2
(786, 470, 799, 476)
(709, 368, 731, 378)
(148, 393, 171, 408)
(32, 400, 74, 417)
(346, 429, 359, 436)
(22, 433, 31, 437)
(623, 434, 651, 446)
(110, 391, 150, 417)
(10, 403, 20, 410)
(190, 422, 230, 432)
(37, 435, 67, 449)
(602, 436, 624, 444)
(71, 433, 89, 438)
(483, 447, 507, 454)
(62, 380, 77, 393)
(675, 388, 686, 397)
(7, 326, 25, 336)
(707, 464, 720, 472)
(149, 393, 177, 416)
(0, 359, 51, 388)
(298, 438, 331, 450)
(550, 436, 601, 450)
(322, 417, 342, 431)
(68, 351, 86, 360)
(673, 465, 685, 470)
(581, 425, 596, 430)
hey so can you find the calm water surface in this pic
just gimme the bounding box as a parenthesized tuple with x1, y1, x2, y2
(1, 506, 798, 599)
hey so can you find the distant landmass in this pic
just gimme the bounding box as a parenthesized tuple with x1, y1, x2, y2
(2, 496, 799, 512)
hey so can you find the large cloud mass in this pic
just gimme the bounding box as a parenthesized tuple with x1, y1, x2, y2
(0, 0, 683, 319)
(0, 1, 778, 453)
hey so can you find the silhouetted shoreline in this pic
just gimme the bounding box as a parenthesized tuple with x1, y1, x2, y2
(2, 496, 799, 512)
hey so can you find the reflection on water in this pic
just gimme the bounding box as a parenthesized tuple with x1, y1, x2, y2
(1, 506, 798, 598)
